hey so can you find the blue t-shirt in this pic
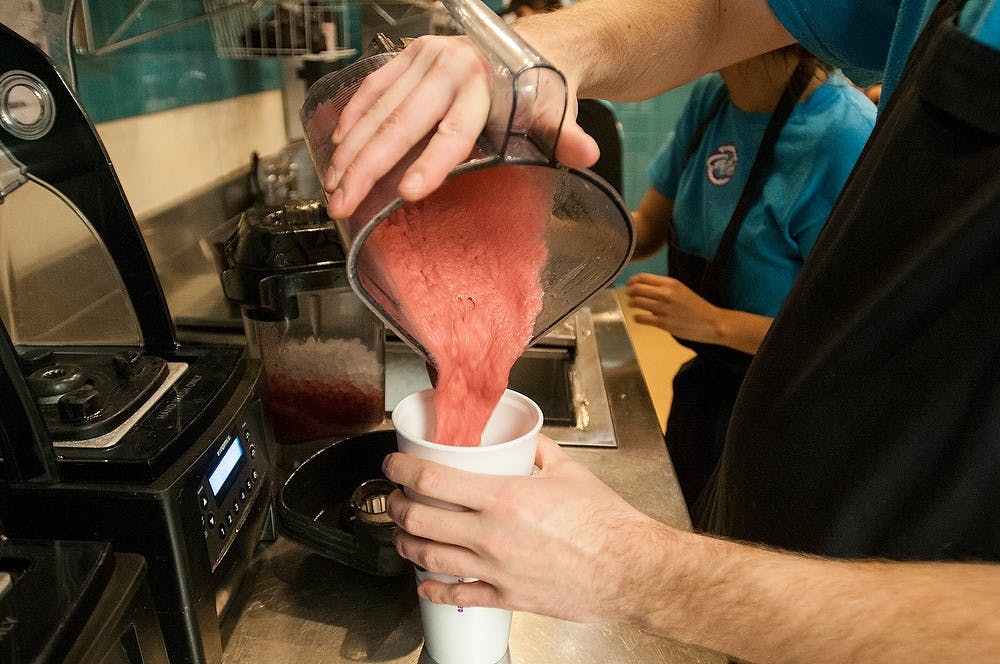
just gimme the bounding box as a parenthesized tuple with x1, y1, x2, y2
(767, 0, 1000, 105)
(648, 73, 875, 317)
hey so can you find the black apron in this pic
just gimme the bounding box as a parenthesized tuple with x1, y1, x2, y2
(665, 61, 814, 511)
(700, 0, 1000, 561)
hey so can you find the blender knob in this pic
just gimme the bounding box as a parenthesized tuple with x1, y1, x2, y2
(17, 349, 54, 373)
(27, 364, 87, 397)
(58, 385, 104, 423)
(113, 350, 144, 378)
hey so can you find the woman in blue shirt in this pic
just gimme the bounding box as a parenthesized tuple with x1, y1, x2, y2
(625, 47, 874, 511)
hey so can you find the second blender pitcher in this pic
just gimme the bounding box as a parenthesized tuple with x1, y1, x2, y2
(222, 201, 385, 476)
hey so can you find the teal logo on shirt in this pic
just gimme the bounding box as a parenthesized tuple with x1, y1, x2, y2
(706, 143, 738, 186)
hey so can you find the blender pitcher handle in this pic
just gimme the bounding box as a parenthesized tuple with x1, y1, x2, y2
(442, 0, 568, 163)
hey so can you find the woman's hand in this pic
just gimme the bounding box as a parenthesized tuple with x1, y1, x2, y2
(625, 273, 774, 354)
(625, 273, 723, 343)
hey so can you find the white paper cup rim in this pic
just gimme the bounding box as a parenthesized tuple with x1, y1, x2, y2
(391, 388, 542, 451)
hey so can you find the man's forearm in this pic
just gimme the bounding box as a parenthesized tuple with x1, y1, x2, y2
(514, 0, 795, 102)
(634, 526, 1000, 663)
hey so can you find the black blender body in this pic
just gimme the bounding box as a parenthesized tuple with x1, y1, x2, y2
(0, 539, 170, 663)
(0, 22, 273, 664)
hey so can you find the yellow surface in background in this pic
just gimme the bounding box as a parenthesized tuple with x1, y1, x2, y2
(615, 288, 696, 433)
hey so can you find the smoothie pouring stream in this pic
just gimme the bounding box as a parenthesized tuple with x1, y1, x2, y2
(363, 166, 552, 446)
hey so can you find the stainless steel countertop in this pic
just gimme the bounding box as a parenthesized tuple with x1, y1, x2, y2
(218, 289, 724, 664)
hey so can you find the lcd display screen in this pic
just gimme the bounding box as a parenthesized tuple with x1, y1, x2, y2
(209, 437, 244, 496)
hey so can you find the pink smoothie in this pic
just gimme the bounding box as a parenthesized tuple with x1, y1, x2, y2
(365, 165, 551, 445)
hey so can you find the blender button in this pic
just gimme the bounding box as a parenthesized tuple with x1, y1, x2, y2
(239, 489, 247, 502)
(249, 444, 256, 458)
(219, 525, 227, 539)
(199, 493, 209, 510)
(207, 513, 216, 527)
(251, 469, 259, 480)
(226, 512, 234, 525)
(203, 529, 209, 540)
(233, 501, 241, 514)
(245, 478, 253, 491)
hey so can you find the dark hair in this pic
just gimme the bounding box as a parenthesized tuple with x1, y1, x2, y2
(507, 0, 563, 13)
(779, 44, 834, 76)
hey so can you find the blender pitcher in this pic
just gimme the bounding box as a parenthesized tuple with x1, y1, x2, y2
(222, 201, 385, 474)
(300, 0, 634, 361)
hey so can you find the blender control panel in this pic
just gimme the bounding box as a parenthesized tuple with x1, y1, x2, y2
(197, 414, 268, 568)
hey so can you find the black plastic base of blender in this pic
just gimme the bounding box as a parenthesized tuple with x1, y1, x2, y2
(277, 430, 408, 577)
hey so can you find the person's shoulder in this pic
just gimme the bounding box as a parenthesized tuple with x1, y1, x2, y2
(807, 74, 877, 133)
(959, 0, 1000, 49)
(794, 75, 875, 168)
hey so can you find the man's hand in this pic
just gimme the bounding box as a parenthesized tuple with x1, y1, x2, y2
(326, 35, 599, 219)
(382, 435, 669, 624)
(326, 36, 491, 218)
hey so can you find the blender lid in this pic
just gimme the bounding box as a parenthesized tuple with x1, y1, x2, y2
(221, 200, 349, 321)
(225, 200, 344, 270)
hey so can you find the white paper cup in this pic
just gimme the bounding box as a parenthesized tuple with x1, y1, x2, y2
(391, 388, 542, 664)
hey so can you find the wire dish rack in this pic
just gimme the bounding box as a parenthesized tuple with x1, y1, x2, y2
(203, 0, 357, 60)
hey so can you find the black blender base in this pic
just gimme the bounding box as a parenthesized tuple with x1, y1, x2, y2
(278, 430, 407, 577)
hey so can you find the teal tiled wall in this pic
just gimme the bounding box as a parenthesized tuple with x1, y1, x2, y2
(73, 0, 368, 123)
(75, 47, 283, 123)
(609, 83, 694, 283)
(72, 1, 504, 124)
